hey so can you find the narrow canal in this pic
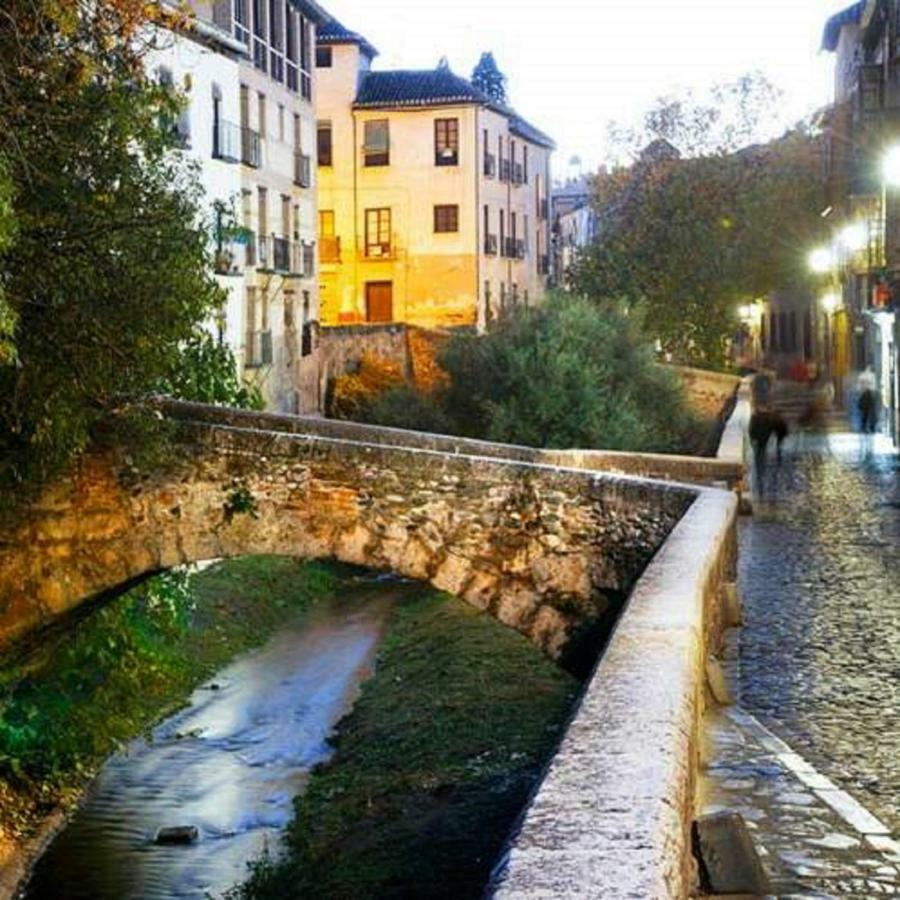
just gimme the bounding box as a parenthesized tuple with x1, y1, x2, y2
(23, 586, 393, 899)
(10, 558, 579, 899)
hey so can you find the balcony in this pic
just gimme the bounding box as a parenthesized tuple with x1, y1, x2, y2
(212, 120, 241, 163)
(515, 239, 526, 260)
(362, 239, 396, 260)
(484, 234, 498, 256)
(484, 153, 496, 177)
(240, 126, 261, 168)
(244, 330, 273, 368)
(499, 159, 511, 183)
(320, 236, 341, 263)
(294, 152, 312, 188)
(512, 163, 525, 186)
(256, 235, 313, 276)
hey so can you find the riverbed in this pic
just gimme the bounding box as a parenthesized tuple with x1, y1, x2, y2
(23, 586, 393, 900)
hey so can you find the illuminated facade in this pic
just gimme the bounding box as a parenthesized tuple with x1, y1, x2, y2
(315, 18, 555, 328)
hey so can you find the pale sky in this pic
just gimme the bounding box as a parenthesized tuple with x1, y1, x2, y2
(320, 0, 845, 178)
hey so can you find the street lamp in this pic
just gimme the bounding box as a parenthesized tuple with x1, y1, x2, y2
(821, 292, 841, 314)
(837, 222, 867, 253)
(808, 246, 834, 274)
(883, 144, 900, 187)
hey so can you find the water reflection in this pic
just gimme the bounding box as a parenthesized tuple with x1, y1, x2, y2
(24, 589, 393, 900)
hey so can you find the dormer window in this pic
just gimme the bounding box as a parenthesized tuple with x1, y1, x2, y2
(364, 119, 390, 166)
(435, 118, 459, 166)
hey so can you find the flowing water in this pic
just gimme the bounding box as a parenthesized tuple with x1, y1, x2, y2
(23, 583, 395, 900)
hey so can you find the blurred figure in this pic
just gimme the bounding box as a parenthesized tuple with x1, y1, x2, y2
(749, 407, 789, 494)
(751, 371, 773, 410)
(857, 367, 878, 431)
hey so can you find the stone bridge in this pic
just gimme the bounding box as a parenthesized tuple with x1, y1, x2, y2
(0, 399, 744, 898)
(0, 402, 692, 665)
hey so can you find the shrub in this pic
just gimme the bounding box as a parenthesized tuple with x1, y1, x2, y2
(438, 295, 702, 453)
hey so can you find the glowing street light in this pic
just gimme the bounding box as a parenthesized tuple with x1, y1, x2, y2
(808, 246, 834, 274)
(820, 292, 841, 314)
(837, 222, 867, 253)
(883, 144, 900, 187)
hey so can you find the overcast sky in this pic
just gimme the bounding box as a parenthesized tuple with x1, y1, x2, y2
(319, 0, 844, 178)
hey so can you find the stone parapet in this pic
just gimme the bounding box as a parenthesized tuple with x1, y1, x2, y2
(157, 400, 746, 490)
(489, 488, 738, 899)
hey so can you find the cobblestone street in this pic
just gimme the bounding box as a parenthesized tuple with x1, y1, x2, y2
(701, 408, 900, 897)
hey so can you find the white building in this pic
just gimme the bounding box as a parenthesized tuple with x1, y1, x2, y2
(147, 13, 245, 371)
(150, 0, 328, 414)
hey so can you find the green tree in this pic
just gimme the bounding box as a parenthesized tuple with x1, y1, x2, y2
(156, 331, 264, 410)
(438, 296, 701, 453)
(574, 76, 826, 368)
(0, 1, 225, 489)
(471, 52, 507, 104)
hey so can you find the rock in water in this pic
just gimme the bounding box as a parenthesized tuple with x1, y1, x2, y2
(155, 826, 199, 845)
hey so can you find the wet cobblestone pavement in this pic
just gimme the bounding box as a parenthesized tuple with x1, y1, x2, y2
(700, 411, 900, 897)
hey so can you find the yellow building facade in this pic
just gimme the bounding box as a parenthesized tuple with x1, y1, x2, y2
(315, 19, 555, 328)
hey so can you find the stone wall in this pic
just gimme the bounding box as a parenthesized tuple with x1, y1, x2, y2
(0, 410, 691, 661)
(490, 488, 738, 899)
(318, 323, 411, 395)
(675, 366, 742, 421)
(158, 401, 745, 490)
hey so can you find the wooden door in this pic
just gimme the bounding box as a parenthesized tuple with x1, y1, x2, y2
(366, 282, 393, 323)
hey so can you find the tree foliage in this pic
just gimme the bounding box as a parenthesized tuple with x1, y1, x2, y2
(573, 75, 826, 368)
(0, 1, 225, 489)
(337, 297, 703, 454)
(471, 52, 508, 104)
(156, 330, 264, 410)
(438, 296, 701, 452)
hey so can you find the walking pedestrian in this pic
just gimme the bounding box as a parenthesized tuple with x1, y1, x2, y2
(857, 367, 878, 431)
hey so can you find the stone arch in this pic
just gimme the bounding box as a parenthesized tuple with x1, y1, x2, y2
(0, 416, 691, 663)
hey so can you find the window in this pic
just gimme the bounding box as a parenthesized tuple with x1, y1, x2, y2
(319, 209, 335, 237)
(278, 103, 285, 141)
(435, 118, 459, 165)
(524, 146, 529, 183)
(316, 46, 333, 67)
(317, 121, 332, 166)
(363, 119, 389, 166)
(365, 208, 391, 256)
(434, 205, 459, 233)
(257, 92, 266, 139)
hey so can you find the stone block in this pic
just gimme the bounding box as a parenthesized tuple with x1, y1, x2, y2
(693, 812, 771, 895)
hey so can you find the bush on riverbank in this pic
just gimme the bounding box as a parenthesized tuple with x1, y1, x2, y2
(231, 586, 580, 899)
(334, 295, 705, 454)
(0, 557, 337, 838)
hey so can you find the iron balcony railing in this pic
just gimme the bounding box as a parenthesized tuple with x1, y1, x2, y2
(484, 234, 498, 256)
(244, 330, 273, 368)
(212, 120, 241, 163)
(319, 236, 341, 263)
(294, 152, 312, 188)
(499, 159, 511, 182)
(240, 126, 261, 168)
(256, 235, 316, 276)
(502, 237, 516, 258)
(512, 163, 525, 185)
(515, 238, 526, 259)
